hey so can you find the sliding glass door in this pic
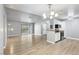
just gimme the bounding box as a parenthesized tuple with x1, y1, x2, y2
(21, 23, 34, 35)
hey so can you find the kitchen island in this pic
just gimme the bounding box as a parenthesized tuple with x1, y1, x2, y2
(47, 29, 64, 44)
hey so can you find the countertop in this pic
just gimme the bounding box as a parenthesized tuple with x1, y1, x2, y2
(47, 29, 64, 32)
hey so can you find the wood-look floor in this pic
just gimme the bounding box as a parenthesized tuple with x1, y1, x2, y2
(4, 35, 79, 55)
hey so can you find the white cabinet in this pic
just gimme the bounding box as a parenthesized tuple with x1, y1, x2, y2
(55, 32, 60, 41)
(47, 31, 55, 42)
(47, 30, 60, 44)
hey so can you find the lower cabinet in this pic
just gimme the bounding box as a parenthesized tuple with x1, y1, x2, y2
(47, 30, 62, 43)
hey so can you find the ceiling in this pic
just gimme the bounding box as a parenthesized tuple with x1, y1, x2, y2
(5, 4, 79, 20)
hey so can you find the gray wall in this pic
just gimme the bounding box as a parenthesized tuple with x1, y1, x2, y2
(6, 7, 43, 36)
(34, 23, 42, 35)
(53, 19, 65, 30)
(64, 19, 79, 39)
(5, 7, 43, 23)
(8, 20, 35, 37)
(49, 19, 79, 39)
(0, 5, 7, 54)
(8, 20, 21, 37)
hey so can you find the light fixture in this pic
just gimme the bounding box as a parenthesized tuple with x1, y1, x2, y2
(55, 13, 58, 17)
(50, 11, 54, 15)
(50, 15, 53, 19)
(43, 13, 47, 19)
(43, 4, 59, 19)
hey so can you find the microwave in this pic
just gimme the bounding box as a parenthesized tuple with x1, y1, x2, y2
(55, 24, 61, 28)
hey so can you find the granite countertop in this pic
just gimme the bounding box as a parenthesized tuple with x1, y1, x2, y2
(47, 29, 64, 32)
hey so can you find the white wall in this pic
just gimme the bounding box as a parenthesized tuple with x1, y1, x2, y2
(0, 5, 7, 54)
(64, 19, 79, 39)
(42, 23, 47, 34)
(34, 23, 42, 35)
(41, 20, 50, 35)
(3, 6, 7, 49)
(53, 19, 65, 30)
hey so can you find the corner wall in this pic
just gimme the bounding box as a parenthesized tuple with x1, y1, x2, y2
(0, 5, 7, 54)
(34, 23, 42, 35)
(64, 19, 79, 39)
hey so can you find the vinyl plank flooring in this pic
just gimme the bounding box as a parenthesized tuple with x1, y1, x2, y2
(4, 35, 79, 55)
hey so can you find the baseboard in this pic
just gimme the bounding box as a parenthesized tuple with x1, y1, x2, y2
(8, 34, 20, 37)
(65, 37, 79, 40)
(33, 34, 42, 36)
(47, 40, 55, 44)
